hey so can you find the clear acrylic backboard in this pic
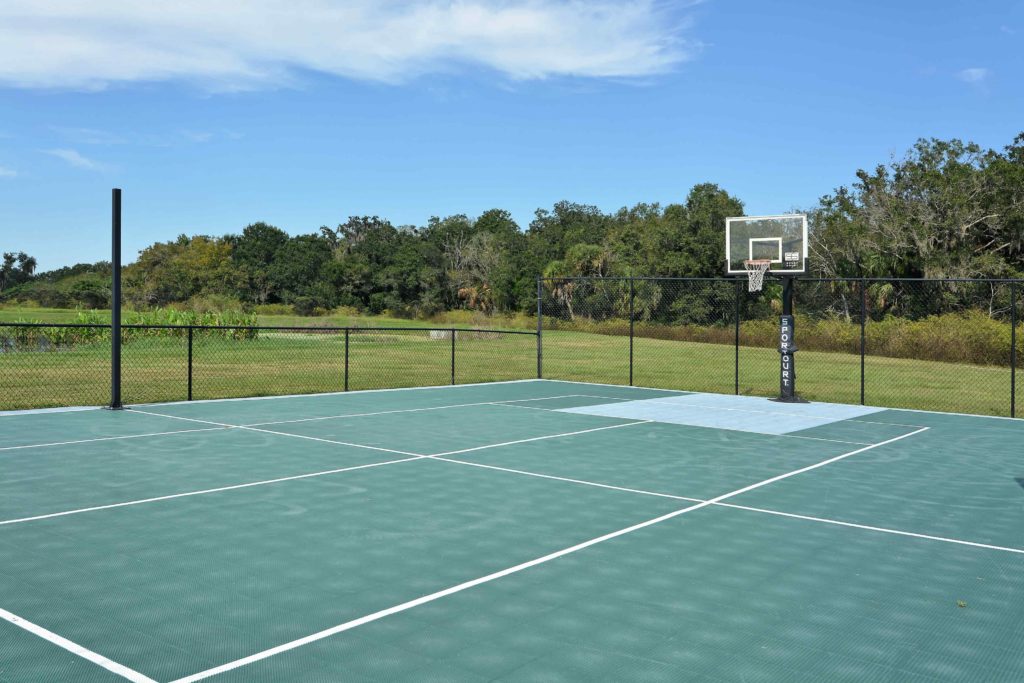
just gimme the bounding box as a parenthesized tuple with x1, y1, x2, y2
(725, 214, 808, 275)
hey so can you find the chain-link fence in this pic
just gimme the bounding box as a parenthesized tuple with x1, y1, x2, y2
(3, 278, 1021, 417)
(0, 324, 538, 411)
(540, 277, 1022, 418)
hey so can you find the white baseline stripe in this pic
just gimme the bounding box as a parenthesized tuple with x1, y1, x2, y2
(1, 416, 653, 526)
(428, 451, 1024, 554)
(0, 456, 425, 526)
(127, 409, 421, 458)
(241, 395, 592, 427)
(0, 405, 100, 417)
(0, 607, 157, 683)
(715, 502, 1024, 555)
(540, 378, 690, 395)
(428, 420, 651, 457)
(578, 394, 925, 429)
(170, 426, 929, 683)
(430, 456, 691, 502)
(133, 378, 544, 409)
(550, 379, 1024, 423)
(0, 427, 227, 453)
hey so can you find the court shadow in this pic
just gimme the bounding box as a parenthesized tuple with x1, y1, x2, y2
(1016, 478, 1024, 491)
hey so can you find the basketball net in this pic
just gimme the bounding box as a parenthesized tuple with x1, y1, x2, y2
(744, 259, 771, 292)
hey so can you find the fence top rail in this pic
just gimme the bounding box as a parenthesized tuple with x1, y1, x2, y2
(796, 277, 1024, 284)
(539, 276, 734, 282)
(538, 276, 1024, 284)
(0, 322, 538, 335)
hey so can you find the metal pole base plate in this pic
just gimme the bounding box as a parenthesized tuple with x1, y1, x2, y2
(769, 396, 810, 404)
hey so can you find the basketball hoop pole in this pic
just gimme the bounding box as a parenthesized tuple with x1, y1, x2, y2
(772, 276, 807, 403)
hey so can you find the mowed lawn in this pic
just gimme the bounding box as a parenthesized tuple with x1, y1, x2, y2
(1, 326, 1018, 416)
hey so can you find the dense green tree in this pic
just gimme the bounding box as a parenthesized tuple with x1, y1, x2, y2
(811, 136, 1024, 279)
(124, 235, 241, 307)
(266, 234, 334, 307)
(229, 222, 291, 303)
(4, 131, 1022, 317)
(0, 251, 37, 292)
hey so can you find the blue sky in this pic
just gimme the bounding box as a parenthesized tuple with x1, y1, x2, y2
(0, 1, 1021, 270)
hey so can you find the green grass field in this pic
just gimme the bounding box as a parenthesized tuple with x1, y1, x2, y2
(2, 318, 1018, 416)
(0, 306, 533, 330)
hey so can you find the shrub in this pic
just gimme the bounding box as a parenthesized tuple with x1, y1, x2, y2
(254, 303, 294, 315)
(544, 310, 1019, 367)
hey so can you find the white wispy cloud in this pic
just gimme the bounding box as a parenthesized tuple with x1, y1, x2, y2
(43, 148, 106, 171)
(0, 1, 696, 91)
(51, 126, 126, 145)
(0, 165, 16, 177)
(181, 130, 214, 143)
(956, 67, 989, 84)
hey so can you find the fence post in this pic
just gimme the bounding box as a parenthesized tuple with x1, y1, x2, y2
(187, 326, 193, 401)
(734, 278, 741, 394)
(451, 328, 456, 385)
(629, 278, 635, 386)
(110, 188, 122, 409)
(536, 278, 543, 379)
(1012, 282, 1017, 418)
(860, 279, 867, 405)
(344, 328, 350, 392)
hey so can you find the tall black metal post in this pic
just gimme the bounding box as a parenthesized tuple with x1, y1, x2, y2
(1011, 282, 1017, 418)
(772, 276, 805, 403)
(628, 278, 634, 386)
(451, 329, 456, 385)
(734, 279, 741, 394)
(860, 279, 867, 405)
(109, 188, 123, 409)
(536, 278, 543, 379)
(344, 329, 350, 392)
(187, 326, 194, 401)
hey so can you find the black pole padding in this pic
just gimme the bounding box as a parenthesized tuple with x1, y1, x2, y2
(772, 276, 807, 403)
(109, 188, 123, 410)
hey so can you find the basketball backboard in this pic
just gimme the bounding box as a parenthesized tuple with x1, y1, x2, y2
(725, 214, 808, 275)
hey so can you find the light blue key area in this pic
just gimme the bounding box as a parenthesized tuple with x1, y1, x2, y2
(558, 392, 886, 435)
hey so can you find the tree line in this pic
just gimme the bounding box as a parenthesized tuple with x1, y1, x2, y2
(2, 133, 1022, 316)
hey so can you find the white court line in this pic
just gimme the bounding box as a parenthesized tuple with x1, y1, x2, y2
(242, 396, 869, 448)
(127, 409, 422, 458)
(0, 394, 589, 452)
(0, 456, 425, 527)
(428, 420, 651, 457)
(0, 607, 157, 683)
(565, 395, 874, 445)
(0, 416, 654, 526)
(0, 405, 100, 417)
(493, 400, 869, 445)
(241, 395, 593, 427)
(427, 452, 1024, 555)
(0, 427, 228, 453)
(715, 502, 1024, 555)
(134, 378, 544, 408)
(170, 425, 930, 683)
(576, 394, 926, 429)
(430, 456, 692, 502)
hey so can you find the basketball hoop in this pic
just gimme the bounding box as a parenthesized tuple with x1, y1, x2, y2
(744, 259, 771, 292)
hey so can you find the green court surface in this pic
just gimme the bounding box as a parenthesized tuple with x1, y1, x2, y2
(1, 380, 1022, 682)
